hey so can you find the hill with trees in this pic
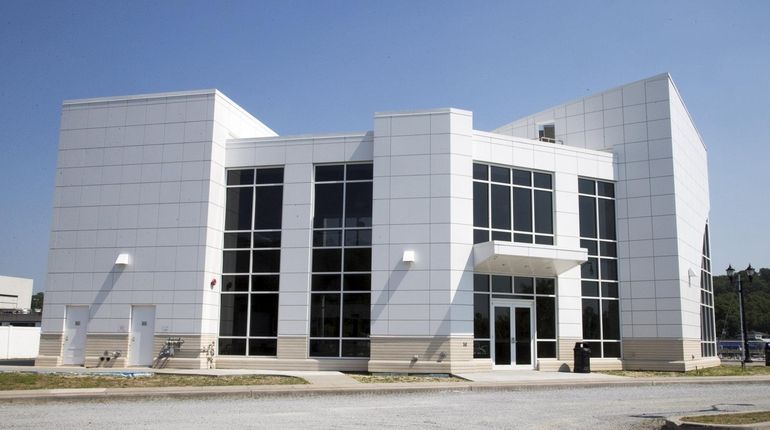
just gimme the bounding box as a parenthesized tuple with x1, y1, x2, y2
(713, 267, 770, 339)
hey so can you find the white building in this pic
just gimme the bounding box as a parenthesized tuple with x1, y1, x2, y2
(0, 276, 34, 310)
(38, 73, 717, 372)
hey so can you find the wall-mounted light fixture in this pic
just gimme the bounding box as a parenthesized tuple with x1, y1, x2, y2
(402, 250, 415, 264)
(115, 253, 131, 266)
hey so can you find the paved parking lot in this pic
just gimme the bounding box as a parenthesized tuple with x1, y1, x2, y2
(2, 382, 770, 429)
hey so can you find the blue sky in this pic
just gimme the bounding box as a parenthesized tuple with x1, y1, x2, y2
(0, 1, 768, 292)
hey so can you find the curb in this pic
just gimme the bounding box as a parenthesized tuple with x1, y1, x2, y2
(2, 377, 770, 403)
(665, 412, 770, 429)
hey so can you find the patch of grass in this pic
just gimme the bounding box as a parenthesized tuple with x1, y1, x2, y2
(600, 365, 770, 378)
(0, 372, 307, 391)
(681, 411, 770, 425)
(347, 373, 466, 384)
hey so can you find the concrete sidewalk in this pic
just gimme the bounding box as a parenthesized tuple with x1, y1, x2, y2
(2, 365, 770, 403)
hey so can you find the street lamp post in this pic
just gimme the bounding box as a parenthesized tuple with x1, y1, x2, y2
(726, 264, 756, 364)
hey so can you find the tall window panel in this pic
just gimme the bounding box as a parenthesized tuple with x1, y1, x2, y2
(578, 178, 620, 358)
(700, 223, 716, 357)
(473, 163, 554, 245)
(310, 164, 372, 358)
(472, 274, 557, 359)
(219, 167, 283, 356)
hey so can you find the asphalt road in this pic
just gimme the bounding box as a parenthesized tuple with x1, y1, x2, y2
(3, 383, 770, 429)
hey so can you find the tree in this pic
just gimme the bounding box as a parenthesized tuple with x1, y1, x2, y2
(31, 292, 44, 311)
(714, 268, 770, 339)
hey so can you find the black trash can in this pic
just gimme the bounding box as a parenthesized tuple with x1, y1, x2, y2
(574, 342, 591, 373)
(765, 342, 770, 367)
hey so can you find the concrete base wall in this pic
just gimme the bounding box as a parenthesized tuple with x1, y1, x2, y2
(622, 338, 720, 371)
(35, 333, 63, 366)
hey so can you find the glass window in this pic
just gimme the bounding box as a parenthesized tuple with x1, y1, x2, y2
(491, 275, 512, 293)
(582, 299, 601, 339)
(600, 259, 618, 281)
(514, 277, 534, 294)
(254, 186, 283, 230)
(513, 187, 532, 232)
(473, 182, 489, 228)
(474, 293, 490, 338)
(597, 181, 614, 198)
(250, 294, 278, 337)
(578, 177, 620, 359)
(601, 282, 619, 298)
(490, 166, 510, 183)
(312, 274, 341, 291)
(253, 231, 281, 248)
(225, 187, 253, 230)
(344, 248, 371, 272)
(473, 229, 489, 244)
(473, 163, 488, 180)
(602, 300, 620, 340)
(310, 294, 341, 337)
(533, 172, 552, 189)
(474, 274, 489, 292)
(223, 250, 250, 273)
(344, 229, 372, 246)
(578, 178, 595, 195)
(491, 184, 511, 230)
(222, 275, 249, 292)
(513, 233, 533, 243)
(218, 338, 246, 356)
(537, 341, 556, 358)
(603, 342, 621, 358)
(316, 165, 344, 181)
(249, 339, 277, 356)
(219, 294, 248, 336)
(343, 274, 371, 291)
(534, 190, 553, 234)
(535, 236, 553, 245)
(342, 293, 370, 337)
(311, 163, 372, 358)
(252, 250, 280, 273)
(492, 231, 511, 241)
(227, 169, 254, 186)
(512, 169, 531, 186)
(597, 199, 616, 240)
(345, 182, 372, 227)
(581, 258, 599, 279)
(312, 249, 342, 272)
(221, 167, 284, 357)
(313, 230, 342, 247)
(346, 164, 373, 180)
(314, 183, 344, 228)
(536, 278, 555, 295)
(342, 340, 370, 357)
(309, 339, 339, 357)
(581, 239, 598, 256)
(579, 196, 597, 238)
(252, 275, 280, 292)
(536, 296, 556, 339)
(581, 281, 599, 297)
(224, 232, 251, 249)
(256, 168, 284, 184)
(599, 241, 617, 257)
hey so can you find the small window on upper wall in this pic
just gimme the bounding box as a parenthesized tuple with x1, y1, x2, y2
(538, 123, 556, 143)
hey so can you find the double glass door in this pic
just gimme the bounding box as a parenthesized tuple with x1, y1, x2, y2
(492, 301, 534, 368)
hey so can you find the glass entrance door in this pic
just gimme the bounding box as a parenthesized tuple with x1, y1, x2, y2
(492, 302, 534, 368)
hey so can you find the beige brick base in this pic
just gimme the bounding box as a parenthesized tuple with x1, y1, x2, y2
(622, 338, 721, 371)
(35, 333, 63, 367)
(368, 336, 486, 373)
